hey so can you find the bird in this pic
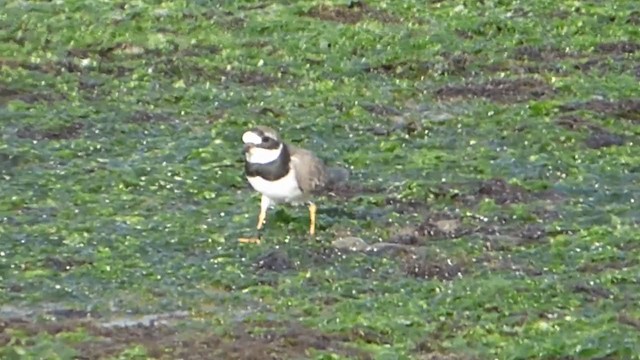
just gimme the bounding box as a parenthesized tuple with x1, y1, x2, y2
(238, 126, 348, 243)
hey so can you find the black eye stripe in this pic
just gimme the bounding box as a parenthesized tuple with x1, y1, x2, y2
(246, 128, 280, 149)
(255, 137, 281, 150)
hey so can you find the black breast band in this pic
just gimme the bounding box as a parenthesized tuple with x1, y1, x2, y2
(245, 145, 292, 181)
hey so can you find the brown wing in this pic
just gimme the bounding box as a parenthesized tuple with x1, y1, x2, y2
(288, 144, 329, 195)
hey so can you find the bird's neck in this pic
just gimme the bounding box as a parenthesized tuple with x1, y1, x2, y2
(245, 144, 291, 181)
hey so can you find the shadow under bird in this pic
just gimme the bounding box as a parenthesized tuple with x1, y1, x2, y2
(239, 126, 349, 243)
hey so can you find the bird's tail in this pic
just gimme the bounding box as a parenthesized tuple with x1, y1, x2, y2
(327, 166, 350, 187)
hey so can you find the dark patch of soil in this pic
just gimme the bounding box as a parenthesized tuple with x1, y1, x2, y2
(416, 218, 470, 241)
(180, 44, 221, 57)
(389, 227, 422, 246)
(3, 282, 24, 293)
(237, 3, 270, 11)
(475, 178, 529, 205)
(444, 53, 474, 76)
(0, 319, 86, 347)
(43, 256, 92, 272)
(595, 41, 640, 55)
(182, 9, 246, 30)
(505, 41, 640, 77)
(385, 181, 563, 252)
(1, 58, 59, 75)
(330, 183, 382, 200)
(96, 64, 133, 77)
(483, 256, 545, 276)
(303, 2, 398, 24)
(1, 50, 134, 77)
(435, 78, 554, 103)
(555, 115, 626, 149)
(360, 102, 403, 117)
(575, 55, 639, 76)
(403, 255, 465, 281)
(366, 52, 474, 79)
(484, 61, 566, 76)
(506, 43, 637, 77)
(384, 198, 430, 215)
(229, 320, 372, 360)
(629, 11, 640, 25)
(572, 58, 602, 73)
(483, 234, 545, 252)
(303, 246, 346, 267)
(386, 210, 472, 245)
(0, 318, 371, 360)
(365, 61, 422, 77)
(221, 69, 280, 87)
(76, 77, 120, 101)
(0, 85, 61, 106)
(386, 179, 561, 247)
(618, 313, 640, 331)
(559, 99, 640, 121)
(151, 56, 211, 81)
(585, 130, 625, 149)
(550, 9, 572, 20)
(513, 45, 576, 61)
(454, 29, 475, 40)
(363, 119, 422, 137)
(414, 328, 475, 359)
(345, 326, 391, 345)
(572, 283, 613, 300)
(218, 15, 247, 30)
(129, 110, 173, 124)
(254, 249, 293, 272)
(414, 351, 473, 360)
(88, 325, 182, 359)
(254, 106, 285, 118)
(520, 224, 547, 241)
(0, 58, 29, 70)
(577, 258, 638, 273)
(16, 122, 84, 140)
(371, 125, 390, 136)
(555, 114, 594, 130)
(77, 77, 105, 100)
(46, 308, 95, 320)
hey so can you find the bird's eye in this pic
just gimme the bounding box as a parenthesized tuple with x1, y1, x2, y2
(261, 136, 271, 143)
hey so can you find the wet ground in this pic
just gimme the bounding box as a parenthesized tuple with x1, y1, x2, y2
(1, 0, 639, 358)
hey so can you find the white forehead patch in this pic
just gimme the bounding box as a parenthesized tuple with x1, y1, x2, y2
(242, 131, 262, 144)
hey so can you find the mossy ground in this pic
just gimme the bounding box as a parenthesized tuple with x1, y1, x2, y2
(1, 0, 639, 359)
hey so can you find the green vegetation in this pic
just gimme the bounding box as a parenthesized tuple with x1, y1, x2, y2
(1, 0, 639, 358)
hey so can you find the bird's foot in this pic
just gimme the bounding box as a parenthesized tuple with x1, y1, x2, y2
(238, 237, 261, 244)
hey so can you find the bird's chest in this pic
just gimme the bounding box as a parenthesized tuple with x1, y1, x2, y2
(247, 170, 303, 203)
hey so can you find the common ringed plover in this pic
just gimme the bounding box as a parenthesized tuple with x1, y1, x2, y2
(238, 126, 348, 243)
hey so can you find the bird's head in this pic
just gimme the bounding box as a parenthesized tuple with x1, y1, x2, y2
(242, 126, 283, 164)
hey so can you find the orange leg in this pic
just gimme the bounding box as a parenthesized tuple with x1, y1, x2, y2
(239, 196, 270, 244)
(309, 202, 317, 236)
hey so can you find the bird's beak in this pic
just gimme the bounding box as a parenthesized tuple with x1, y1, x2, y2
(243, 143, 254, 153)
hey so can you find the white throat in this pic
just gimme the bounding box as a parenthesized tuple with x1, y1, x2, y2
(246, 144, 283, 164)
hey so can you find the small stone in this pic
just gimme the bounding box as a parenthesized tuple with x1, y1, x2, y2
(332, 236, 368, 251)
(372, 126, 388, 136)
(254, 249, 292, 272)
(423, 110, 454, 122)
(434, 219, 460, 233)
(585, 131, 624, 149)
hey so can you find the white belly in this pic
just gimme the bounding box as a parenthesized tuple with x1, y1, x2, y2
(247, 170, 304, 203)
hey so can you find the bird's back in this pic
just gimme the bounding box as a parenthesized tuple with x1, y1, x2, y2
(288, 144, 349, 195)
